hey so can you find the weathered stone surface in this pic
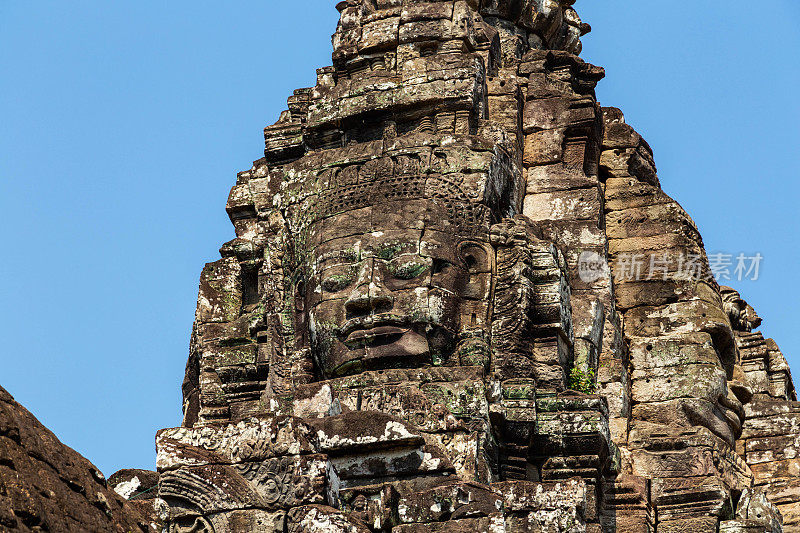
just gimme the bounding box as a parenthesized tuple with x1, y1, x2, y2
(0, 386, 155, 532)
(108, 468, 161, 528)
(109, 469, 159, 502)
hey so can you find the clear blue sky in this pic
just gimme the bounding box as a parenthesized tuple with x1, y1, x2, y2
(1, 2, 799, 477)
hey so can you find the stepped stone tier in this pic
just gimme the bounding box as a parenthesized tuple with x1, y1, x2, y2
(133, 1, 797, 531)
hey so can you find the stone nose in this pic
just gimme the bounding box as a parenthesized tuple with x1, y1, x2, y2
(729, 363, 754, 405)
(345, 261, 394, 317)
(344, 290, 394, 317)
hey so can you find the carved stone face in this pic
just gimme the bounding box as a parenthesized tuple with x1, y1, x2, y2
(722, 287, 763, 333)
(686, 343, 747, 447)
(302, 203, 488, 378)
(632, 332, 746, 448)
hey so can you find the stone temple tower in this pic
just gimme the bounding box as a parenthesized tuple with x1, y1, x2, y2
(147, 1, 800, 531)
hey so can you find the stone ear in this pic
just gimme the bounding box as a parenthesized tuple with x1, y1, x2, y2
(458, 242, 491, 301)
(293, 278, 310, 347)
(294, 279, 305, 313)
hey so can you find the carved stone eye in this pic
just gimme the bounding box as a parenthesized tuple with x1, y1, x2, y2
(389, 259, 428, 280)
(321, 274, 353, 292)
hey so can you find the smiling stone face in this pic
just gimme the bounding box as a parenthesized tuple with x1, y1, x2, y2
(304, 203, 485, 378)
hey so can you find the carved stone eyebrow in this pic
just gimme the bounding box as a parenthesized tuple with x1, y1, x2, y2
(315, 247, 360, 267)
